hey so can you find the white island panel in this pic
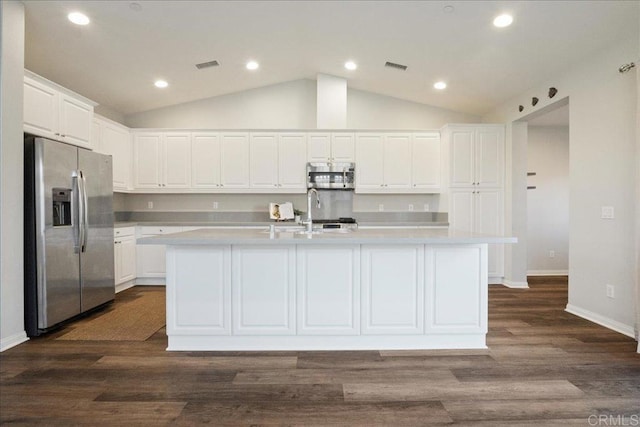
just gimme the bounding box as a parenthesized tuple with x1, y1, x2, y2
(167, 246, 231, 335)
(297, 245, 360, 335)
(232, 245, 296, 335)
(362, 245, 424, 334)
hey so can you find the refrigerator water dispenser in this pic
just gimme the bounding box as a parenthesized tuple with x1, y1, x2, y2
(52, 188, 72, 226)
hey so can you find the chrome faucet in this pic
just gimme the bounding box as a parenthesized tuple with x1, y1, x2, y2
(305, 188, 320, 233)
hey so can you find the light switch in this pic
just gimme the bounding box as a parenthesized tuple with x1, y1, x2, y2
(601, 206, 614, 219)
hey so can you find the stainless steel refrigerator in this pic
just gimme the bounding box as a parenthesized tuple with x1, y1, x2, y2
(24, 135, 115, 336)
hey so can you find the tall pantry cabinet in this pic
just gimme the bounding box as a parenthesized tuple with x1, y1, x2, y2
(444, 124, 505, 281)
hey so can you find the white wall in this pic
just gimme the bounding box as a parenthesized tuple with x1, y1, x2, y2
(484, 36, 639, 337)
(125, 78, 479, 130)
(0, 0, 27, 351)
(126, 79, 317, 129)
(317, 74, 347, 128)
(527, 126, 569, 275)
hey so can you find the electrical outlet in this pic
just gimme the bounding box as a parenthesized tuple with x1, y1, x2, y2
(606, 284, 615, 299)
(212, 201, 219, 209)
(424, 204, 430, 212)
(549, 250, 555, 258)
(147, 201, 153, 209)
(408, 204, 414, 211)
(601, 206, 614, 219)
(378, 204, 384, 212)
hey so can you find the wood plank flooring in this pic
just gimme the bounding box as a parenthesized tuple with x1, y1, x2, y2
(1, 279, 638, 425)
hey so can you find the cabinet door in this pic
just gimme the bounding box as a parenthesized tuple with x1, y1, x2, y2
(23, 77, 58, 138)
(412, 133, 441, 191)
(58, 93, 93, 148)
(232, 245, 296, 335)
(91, 119, 101, 152)
(120, 235, 137, 283)
(104, 124, 131, 191)
(297, 245, 360, 335)
(278, 133, 307, 190)
(114, 238, 123, 285)
(361, 245, 424, 334)
(163, 133, 191, 188)
(220, 133, 250, 188)
(192, 133, 221, 188)
(355, 133, 384, 191)
(249, 133, 279, 189)
(136, 245, 166, 277)
(449, 129, 475, 187)
(475, 189, 504, 277)
(331, 133, 355, 162)
(475, 127, 504, 188)
(449, 189, 474, 233)
(383, 133, 411, 189)
(133, 133, 162, 189)
(307, 133, 331, 162)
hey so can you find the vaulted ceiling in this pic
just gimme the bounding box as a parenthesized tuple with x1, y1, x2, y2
(23, 1, 639, 117)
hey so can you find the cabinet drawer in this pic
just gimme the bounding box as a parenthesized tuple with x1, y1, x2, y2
(139, 226, 183, 236)
(114, 226, 135, 238)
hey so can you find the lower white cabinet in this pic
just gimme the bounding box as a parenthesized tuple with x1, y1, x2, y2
(136, 226, 183, 281)
(297, 245, 360, 335)
(114, 227, 136, 289)
(232, 245, 296, 335)
(361, 245, 424, 334)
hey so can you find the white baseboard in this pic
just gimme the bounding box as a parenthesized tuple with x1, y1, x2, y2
(527, 270, 569, 276)
(0, 331, 29, 352)
(565, 304, 636, 338)
(115, 280, 136, 293)
(134, 278, 166, 286)
(502, 279, 529, 289)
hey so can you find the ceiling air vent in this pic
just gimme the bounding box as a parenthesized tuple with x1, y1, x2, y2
(195, 60, 220, 70)
(384, 61, 408, 71)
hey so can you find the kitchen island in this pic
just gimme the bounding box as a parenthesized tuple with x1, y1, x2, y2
(138, 227, 515, 351)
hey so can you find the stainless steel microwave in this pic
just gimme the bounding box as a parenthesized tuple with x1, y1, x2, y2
(306, 162, 355, 189)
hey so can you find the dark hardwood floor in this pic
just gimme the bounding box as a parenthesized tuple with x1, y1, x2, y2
(1, 278, 638, 426)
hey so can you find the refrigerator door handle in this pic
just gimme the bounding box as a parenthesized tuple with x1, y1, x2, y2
(72, 171, 82, 253)
(77, 170, 89, 252)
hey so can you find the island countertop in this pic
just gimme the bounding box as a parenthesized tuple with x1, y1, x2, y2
(137, 227, 516, 246)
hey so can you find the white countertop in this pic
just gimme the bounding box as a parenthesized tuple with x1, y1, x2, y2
(137, 227, 516, 246)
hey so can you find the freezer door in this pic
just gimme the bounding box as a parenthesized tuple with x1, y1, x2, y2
(78, 149, 115, 311)
(34, 138, 82, 329)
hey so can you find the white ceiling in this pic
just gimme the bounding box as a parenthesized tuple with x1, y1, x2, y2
(23, 1, 639, 117)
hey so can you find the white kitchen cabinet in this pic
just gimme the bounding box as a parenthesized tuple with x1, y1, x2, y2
(133, 132, 191, 190)
(191, 132, 222, 189)
(361, 245, 425, 334)
(355, 133, 411, 192)
(249, 133, 279, 189)
(277, 133, 307, 190)
(297, 245, 360, 335)
(232, 245, 296, 335)
(114, 227, 136, 291)
(220, 132, 250, 189)
(448, 125, 504, 188)
(449, 188, 504, 278)
(307, 132, 355, 162)
(412, 132, 441, 191)
(24, 72, 95, 149)
(93, 116, 132, 191)
(136, 226, 183, 282)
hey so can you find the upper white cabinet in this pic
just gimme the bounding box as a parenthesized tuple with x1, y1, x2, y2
(24, 71, 96, 149)
(355, 132, 441, 193)
(250, 132, 307, 192)
(191, 133, 222, 189)
(220, 132, 250, 189)
(307, 132, 355, 162)
(93, 116, 132, 191)
(133, 132, 191, 190)
(447, 125, 504, 188)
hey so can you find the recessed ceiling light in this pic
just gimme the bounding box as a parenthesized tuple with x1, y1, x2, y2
(434, 81, 447, 90)
(246, 61, 259, 70)
(345, 61, 357, 71)
(493, 14, 513, 28)
(154, 80, 168, 88)
(67, 12, 90, 26)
